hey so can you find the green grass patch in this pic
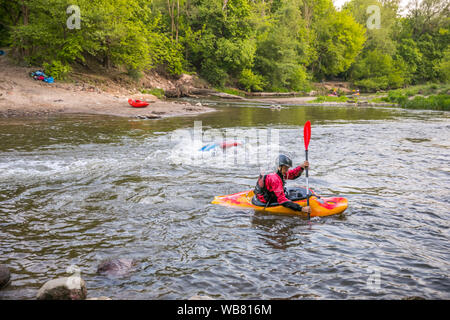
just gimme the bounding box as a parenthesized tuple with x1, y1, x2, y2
(389, 83, 449, 97)
(141, 88, 165, 99)
(403, 95, 450, 110)
(382, 91, 408, 105)
(382, 92, 449, 110)
(368, 97, 389, 103)
(309, 95, 349, 103)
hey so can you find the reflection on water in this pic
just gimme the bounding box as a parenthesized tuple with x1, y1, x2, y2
(0, 102, 449, 299)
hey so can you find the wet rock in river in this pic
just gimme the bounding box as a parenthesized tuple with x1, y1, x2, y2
(36, 277, 87, 300)
(97, 258, 137, 277)
(0, 265, 11, 289)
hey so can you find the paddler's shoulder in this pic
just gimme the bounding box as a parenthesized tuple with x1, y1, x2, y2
(265, 172, 282, 183)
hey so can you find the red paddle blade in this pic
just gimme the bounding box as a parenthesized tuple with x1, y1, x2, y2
(303, 121, 311, 150)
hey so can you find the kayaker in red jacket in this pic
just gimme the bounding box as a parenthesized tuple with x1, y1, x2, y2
(254, 154, 311, 214)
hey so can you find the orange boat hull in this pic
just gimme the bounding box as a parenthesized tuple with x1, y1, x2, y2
(212, 189, 348, 217)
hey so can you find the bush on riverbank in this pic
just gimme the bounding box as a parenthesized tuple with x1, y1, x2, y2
(382, 91, 450, 111)
(141, 88, 165, 99)
(404, 95, 450, 110)
(309, 95, 349, 103)
(390, 83, 450, 97)
(43, 60, 71, 80)
(380, 83, 450, 110)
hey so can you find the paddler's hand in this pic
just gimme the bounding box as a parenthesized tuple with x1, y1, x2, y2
(301, 161, 309, 169)
(302, 206, 311, 214)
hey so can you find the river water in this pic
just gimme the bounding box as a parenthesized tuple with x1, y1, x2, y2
(0, 101, 449, 300)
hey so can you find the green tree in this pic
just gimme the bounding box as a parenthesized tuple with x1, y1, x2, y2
(185, 0, 255, 86)
(0, 0, 22, 46)
(352, 49, 407, 91)
(304, 0, 366, 79)
(7, 0, 185, 77)
(393, 0, 449, 83)
(345, 0, 409, 90)
(344, 0, 399, 55)
(253, 0, 310, 91)
(436, 47, 450, 82)
(311, 9, 366, 78)
(395, 38, 422, 83)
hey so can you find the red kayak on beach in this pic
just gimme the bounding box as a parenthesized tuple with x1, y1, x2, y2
(128, 99, 149, 108)
(219, 141, 241, 149)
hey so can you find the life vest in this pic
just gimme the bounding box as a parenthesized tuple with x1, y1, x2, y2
(254, 171, 287, 204)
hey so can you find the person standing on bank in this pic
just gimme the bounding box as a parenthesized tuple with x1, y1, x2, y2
(254, 154, 311, 214)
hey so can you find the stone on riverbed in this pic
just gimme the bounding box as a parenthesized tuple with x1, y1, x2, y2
(36, 277, 87, 300)
(97, 258, 137, 277)
(0, 265, 11, 289)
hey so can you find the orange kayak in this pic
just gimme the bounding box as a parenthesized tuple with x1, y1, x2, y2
(212, 187, 348, 217)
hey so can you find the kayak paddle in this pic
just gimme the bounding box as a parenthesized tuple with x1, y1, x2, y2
(303, 120, 311, 220)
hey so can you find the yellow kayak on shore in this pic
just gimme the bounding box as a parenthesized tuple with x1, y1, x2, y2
(212, 187, 348, 217)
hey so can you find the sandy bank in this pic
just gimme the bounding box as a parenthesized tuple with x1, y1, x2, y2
(0, 56, 215, 119)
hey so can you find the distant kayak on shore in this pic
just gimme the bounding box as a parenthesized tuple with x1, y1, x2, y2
(128, 99, 150, 108)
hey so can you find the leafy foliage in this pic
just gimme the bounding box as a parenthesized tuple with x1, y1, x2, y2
(383, 91, 449, 110)
(309, 95, 349, 103)
(141, 87, 165, 99)
(311, 7, 366, 78)
(238, 69, 266, 92)
(0, 0, 447, 91)
(351, 49, 407, 91)
(43, 60, 71, 80)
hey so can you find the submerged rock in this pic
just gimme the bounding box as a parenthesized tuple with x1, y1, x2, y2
(0, 265, 11, 289)
(36, 277, 87, 300)
(97, 258, 137, 277)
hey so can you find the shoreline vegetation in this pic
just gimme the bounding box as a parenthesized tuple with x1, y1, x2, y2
(0, 52, 447, 119)
(377, 84, 450, 110)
